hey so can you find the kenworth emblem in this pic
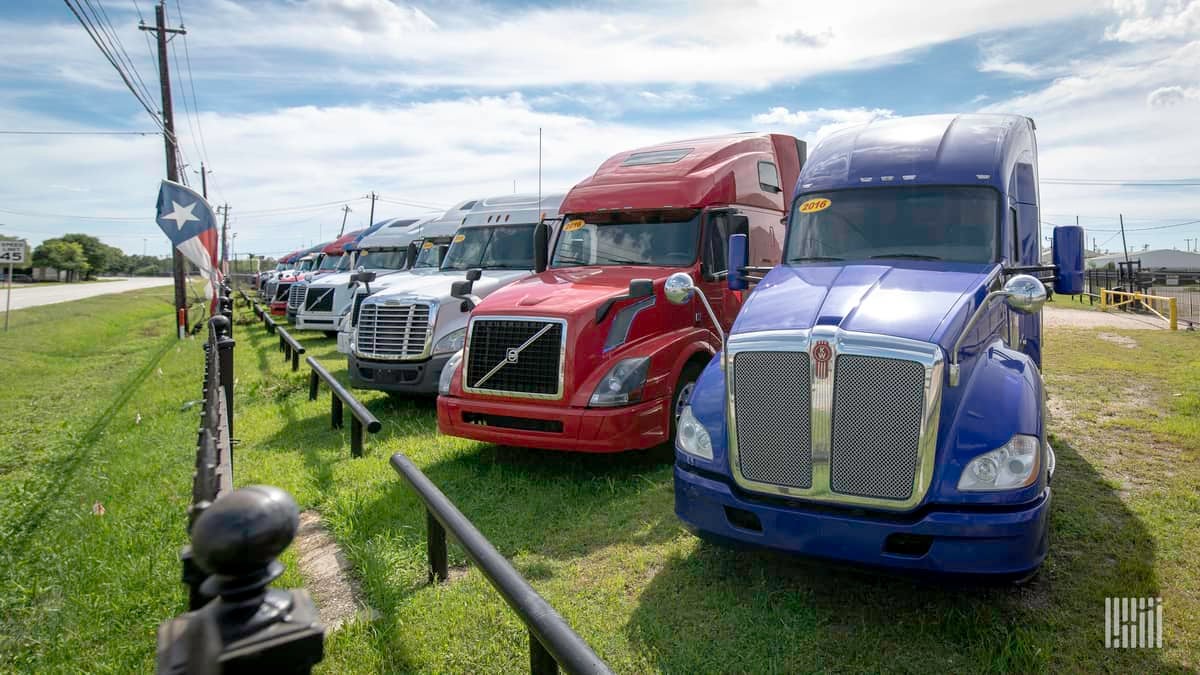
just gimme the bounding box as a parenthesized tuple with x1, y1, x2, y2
(812, 340, 833, 379)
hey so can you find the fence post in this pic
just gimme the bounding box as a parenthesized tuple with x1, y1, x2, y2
(309, 370, 319, 401)
(292, 348, 300, 372)
(530, 633, 558, 675)
(212, 316, 235, 445)
(427, 508, 448, 583)
(1169, 298, 1178, 330)
(157, 486, 324, 673)
(350, 417, 363, 458)
(331, 395, 343, 430)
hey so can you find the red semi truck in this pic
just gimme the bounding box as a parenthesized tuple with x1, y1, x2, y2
(437, 133, 804, 452)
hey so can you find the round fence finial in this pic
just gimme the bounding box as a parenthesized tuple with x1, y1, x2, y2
(209, 314, 232, 337)
(191, 485, 299, 598)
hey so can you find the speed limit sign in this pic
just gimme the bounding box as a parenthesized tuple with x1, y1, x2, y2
(0, 240, 24, 264)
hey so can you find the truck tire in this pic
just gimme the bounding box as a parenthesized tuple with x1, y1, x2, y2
(669, 362, 704, 442)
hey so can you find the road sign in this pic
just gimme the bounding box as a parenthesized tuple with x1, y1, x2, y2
(2, 238, 25, 331)
(0, 240, 26, 264)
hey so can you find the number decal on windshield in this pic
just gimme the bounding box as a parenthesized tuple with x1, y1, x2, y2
(452, 234, 466, 243)
(423, 241, 434, 249)
(799, 198, 832, 214)
(563, 219, 586, 232)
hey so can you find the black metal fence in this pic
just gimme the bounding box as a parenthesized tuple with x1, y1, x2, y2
(307, 356, 381, 457)
(1082, 268, 1200, 326)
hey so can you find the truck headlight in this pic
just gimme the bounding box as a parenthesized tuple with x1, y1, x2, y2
(589, 357, 650, 407)
(432, 328, 466, 355)
(958, 434, 1040, 491)
(677, 405, 713, 460)
(438, 350, 463, 396)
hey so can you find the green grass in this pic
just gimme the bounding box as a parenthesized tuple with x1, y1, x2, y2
(2, 290, 1197, 672)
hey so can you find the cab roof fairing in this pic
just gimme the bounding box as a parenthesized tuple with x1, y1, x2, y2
(322, 229, 364, 255)
(459, 192, 566, 228)
(794, 113, 1037, 201)
(561, 133, 796, 214)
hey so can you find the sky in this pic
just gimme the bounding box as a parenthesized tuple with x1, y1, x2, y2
(0, 0, 1198, 259)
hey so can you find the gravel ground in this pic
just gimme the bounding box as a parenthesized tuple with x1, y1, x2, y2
(1042, 304, 1167, 330)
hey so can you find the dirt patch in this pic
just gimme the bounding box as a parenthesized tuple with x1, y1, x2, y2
(294, 511, 374, 631)
(1042, 305, 1166, 330)
(1097, 332, 1138, 348)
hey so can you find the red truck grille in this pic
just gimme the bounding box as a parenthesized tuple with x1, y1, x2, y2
(464, 318, 565, 399)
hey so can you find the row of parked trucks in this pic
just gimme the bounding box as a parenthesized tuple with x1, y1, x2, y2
(256, 114, 1085, 579)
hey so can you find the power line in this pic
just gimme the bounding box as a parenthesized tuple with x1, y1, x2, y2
(84, 0, 157, 107)
(0, 130, 159, 136)
(238, 197, 368, 217)
(376, 196, 450, 210)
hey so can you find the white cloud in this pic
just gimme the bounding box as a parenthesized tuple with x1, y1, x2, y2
(1105, 0, 1200, 42)
(978, 56, 1042, 78)
(752, 106, 896, 141)
(1147, 83, 1200, 105)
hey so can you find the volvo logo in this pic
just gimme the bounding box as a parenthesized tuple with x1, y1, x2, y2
(812, 340, 833, 379)
(505, 347, 520, 363)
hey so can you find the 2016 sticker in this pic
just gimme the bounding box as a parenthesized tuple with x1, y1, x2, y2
(422, 241, 434, 249)
(452, 234, 466, 243)
(799, 198, 832, 213)
(563, 219, 586, 232)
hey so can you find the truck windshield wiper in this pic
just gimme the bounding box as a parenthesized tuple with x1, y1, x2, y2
(788, 256, 843, 263)
(600, 257, 648, 266)
(869, 253, 942, 261)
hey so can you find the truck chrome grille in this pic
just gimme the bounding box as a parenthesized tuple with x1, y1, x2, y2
(304, 287, 333, 313)
(273, 281, 293, 303)
(829, 355, 925, 500)
(732, 352, 812, 488)
(465, 318, 564, 398)
(355, 302, 432, 360)
(288, 283, 307, 310)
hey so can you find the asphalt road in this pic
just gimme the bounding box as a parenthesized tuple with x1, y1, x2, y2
(4, 277, 174, 311)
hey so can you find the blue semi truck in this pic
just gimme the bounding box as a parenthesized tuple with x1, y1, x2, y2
(667, 114, 1085, 578)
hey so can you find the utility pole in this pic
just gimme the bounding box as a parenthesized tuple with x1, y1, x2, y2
(1186, 238, 1193, 252)
(1119, 213, 1130, 266)
(338, 204, 353, 237)
(216, 204, 230, 275)
(140, 2, 188, 338)
(364, 192, 378, 233)
(195, 162, 210, 198)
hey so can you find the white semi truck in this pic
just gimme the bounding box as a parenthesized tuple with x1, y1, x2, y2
(343, 193, 564, 395)
(294, 203, 476, 335)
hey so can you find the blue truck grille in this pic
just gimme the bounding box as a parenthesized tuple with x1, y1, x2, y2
(732, 352, 812, 489)
(829, 355, 925, 500)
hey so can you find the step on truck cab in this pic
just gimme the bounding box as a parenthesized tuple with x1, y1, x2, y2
(286, 230, 363, 321)
(672, 114, 1085, 578)
(347, 193, 565, 395)
(297, 202, 480, 335)
(437, 133, 805, 452)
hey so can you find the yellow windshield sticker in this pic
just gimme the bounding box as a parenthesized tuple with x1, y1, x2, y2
(563, 218, 586, 232)
(452, 234, 466, 243)
(422, 241, 434, 249)
(799, 198, 831, 214)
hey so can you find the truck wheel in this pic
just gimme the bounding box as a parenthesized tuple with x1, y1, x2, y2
(670, 362, 704, 440)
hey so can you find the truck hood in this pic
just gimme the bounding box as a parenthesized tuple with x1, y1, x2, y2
(734, 261, 998, 350)
(480, 266, 684, 316)
(365, 269, 533, 303)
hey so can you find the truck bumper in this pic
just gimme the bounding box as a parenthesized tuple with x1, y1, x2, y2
(336, 331, 351, 354)
(348, 354, 449, 395)
(674, 465, 1050, 577)
(295, 312, 339, 331)
(269, 301, 287, 316)
(437, 394, 670, 453)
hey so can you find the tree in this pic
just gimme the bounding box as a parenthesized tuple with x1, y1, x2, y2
(33, 239, 90, 281)
(59, 233, 123, 279)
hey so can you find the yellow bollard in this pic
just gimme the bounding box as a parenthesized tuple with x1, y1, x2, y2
(1169, 298, 1177, 331)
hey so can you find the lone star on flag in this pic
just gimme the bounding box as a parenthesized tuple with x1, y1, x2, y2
(161, 200, 199, 230)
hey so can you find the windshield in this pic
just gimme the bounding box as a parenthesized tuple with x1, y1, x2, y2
(551, 210, 701, 268)
(442, 225, 535, 271)
(786, 187, 999, 264)
(413, 239, 450, 270)
(297, 259, 314, 272)
(317, 254, 340, 271)
(356, 248, 409, 271)
(334, 253, 353, 272)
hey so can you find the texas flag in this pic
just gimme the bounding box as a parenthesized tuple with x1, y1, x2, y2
(155, 180, 222, 315)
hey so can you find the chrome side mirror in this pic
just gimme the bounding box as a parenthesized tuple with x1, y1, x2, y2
(1003, 274, 1046, 315)
(664, 272, 695, 305)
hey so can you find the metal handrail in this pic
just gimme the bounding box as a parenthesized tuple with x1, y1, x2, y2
(276, 325, 305, 370)
(390, 453, 613, 675)
(306, 356, 381, 458)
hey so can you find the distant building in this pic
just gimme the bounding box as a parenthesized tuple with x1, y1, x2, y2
(1086, 249, 1200, 271)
